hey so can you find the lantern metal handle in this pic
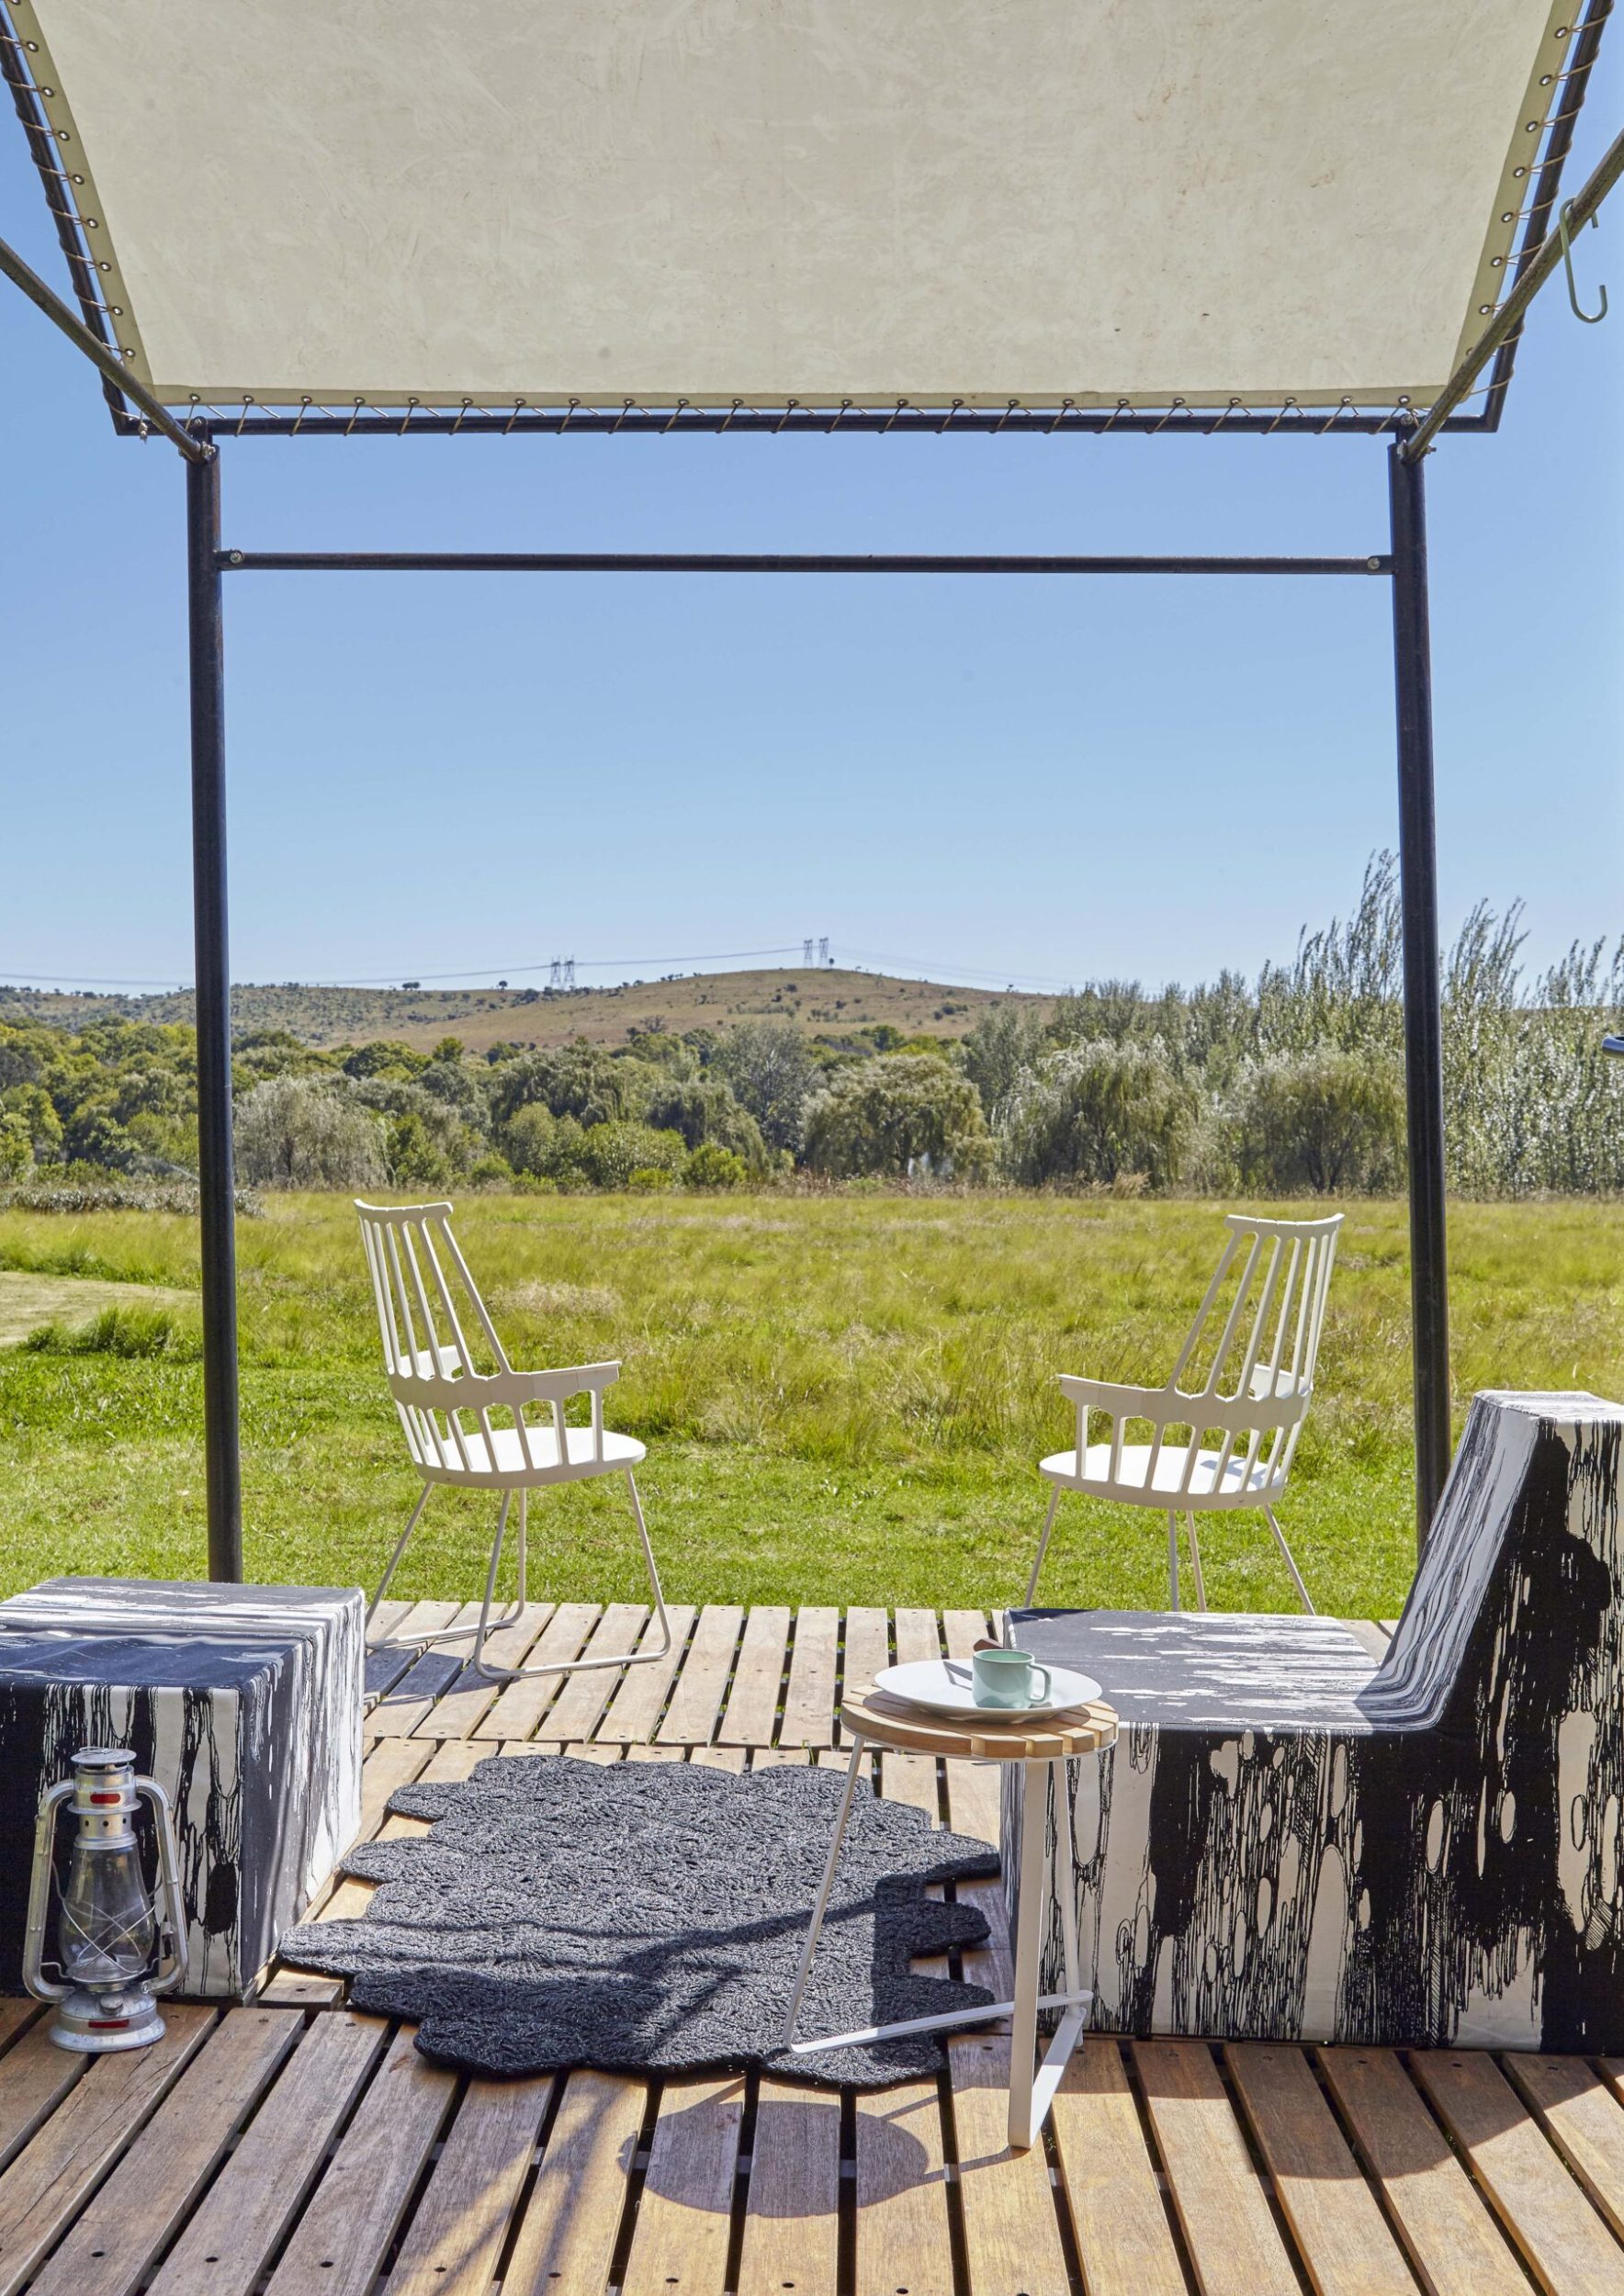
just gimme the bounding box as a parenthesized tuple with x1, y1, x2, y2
(21, 1773, 190, 2002)
(135, 1778, 189, 1995)
(21, 1782, 75, 2001)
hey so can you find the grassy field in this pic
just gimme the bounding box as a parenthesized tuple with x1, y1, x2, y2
(1, 1193, 1619, 1619)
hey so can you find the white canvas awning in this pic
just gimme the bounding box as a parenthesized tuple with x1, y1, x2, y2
(7, 0, 1577, 411)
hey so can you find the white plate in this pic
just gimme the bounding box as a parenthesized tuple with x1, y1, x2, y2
(873, 1657, 1102, 1723)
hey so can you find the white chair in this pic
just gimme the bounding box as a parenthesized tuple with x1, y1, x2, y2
(1024, 1210, 1343, 1615)
(355, 1199, 670, 1682)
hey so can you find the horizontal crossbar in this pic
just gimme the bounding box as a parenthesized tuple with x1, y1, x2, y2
(220, 550, 1391, 577)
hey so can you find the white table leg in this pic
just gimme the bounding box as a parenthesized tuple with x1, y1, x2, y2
(782, 1734, 866, 2046)
(1007, 1756, 1049, 2150)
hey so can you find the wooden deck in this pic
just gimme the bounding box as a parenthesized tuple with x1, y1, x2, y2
(5, 1604, 1624, 2294)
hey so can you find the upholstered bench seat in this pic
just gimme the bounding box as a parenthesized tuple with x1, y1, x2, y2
(0, 1577, 364, 1998)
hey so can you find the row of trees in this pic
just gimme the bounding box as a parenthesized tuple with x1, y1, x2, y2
(3, 858, 1620, 1196)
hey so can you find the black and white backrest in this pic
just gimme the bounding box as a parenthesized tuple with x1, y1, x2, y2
(1009, 1390, 1624, 2050)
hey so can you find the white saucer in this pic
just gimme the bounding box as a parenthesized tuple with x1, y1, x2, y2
(873, 1657, 1102, 1724)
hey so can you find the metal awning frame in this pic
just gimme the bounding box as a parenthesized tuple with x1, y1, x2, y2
(3, 0, 1614, 1589)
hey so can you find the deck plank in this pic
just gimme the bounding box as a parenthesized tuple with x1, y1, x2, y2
(1339, 1620, 1394, 1662)
(939, 1613, 1004, 1841)
(536, 1604, 650, 1743)
(893, 1608, 943, 1667)
(472, 1603, 603, 1741)
(0, 2020, 88, 2174)
(1225, 2042, 1417, 2295)
(947, 1875, 1073, 2296)
(737, 2079, 841, 2296)
(1507, 2054, 1624, 2243)
(1317, 2048, 1527, 2296)
(382, 2074, 553, 2295)
(1410, 2050, 1624, 2296)
(27, 2008, 302, 2296)
(502, 2069, 646, 2296)
(261, 2023, 454, 2296)
(0, 2009, 36, 2062)
(147, 2011, 391, 2296)
(881, 1749, 941, 1824)
(410, 1601, 556, 1739)
(717, 1605, 794, 1746)
(619, 2075, 744, 2296)
(369, 1603, 486, 1737)
(658, 1605, 746, 1745)
(1133, 2042, 1301, 2296)
(853, 2079, 955, 2296)
(779, 1606, 840, 1749)
(1049, 2039, 1186, 2296)
(0, 2004, 216, 2296)
(596, 1604, 699, 1742)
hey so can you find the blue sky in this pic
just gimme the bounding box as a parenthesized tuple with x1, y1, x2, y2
(2, 60, 1619, 999)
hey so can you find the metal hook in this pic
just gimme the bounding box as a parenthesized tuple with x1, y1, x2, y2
(1559, 199, 1607, 322)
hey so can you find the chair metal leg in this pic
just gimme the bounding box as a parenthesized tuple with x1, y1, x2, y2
(784, 1736, 866, 2045)
(367, 1483, 524, 1653)
(1024, 1487, 1062, 1607)
(1167, 1511, 1180, 1612)
(1263, 1503, 1316, 1614)
(469, 1469, 674, 1683)
(1184, 1510, 1207, 1611)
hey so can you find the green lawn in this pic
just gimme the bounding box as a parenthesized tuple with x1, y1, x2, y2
(1, 1192, 1618, 1619)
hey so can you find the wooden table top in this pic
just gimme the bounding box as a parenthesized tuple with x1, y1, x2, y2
(840, 1683, 1118, 1761)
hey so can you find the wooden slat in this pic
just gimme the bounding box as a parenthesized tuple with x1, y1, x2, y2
(1338, 1620, 1393, 1662)
(853, 2079, 954, 2296)
(1508, 2054, 1624, 2242)
(946, 1876, 1072, 2296)
(147, 2011, 391, 2296)
(544, 1604, 652, 1744)
(0, 2009, 37, 2063)
(1413, 2050, 1624, 2296)
(0, 2020, 87, 2174)
(938, 1613, 1004, 1843)
(502, 2069, 646, 2296)
(411, 1602, 556, 1739)
(1133, 2042, 1300, 2296)
(262, 2024, 454, 2296)
(0, 2004, 215, 2296)
(27, 2008, 303, 2296)
(838, 1608, 893, 1744)
(595, 1605, 699, 1743)
(473, 1603, 603, 1741)
(1051, 2040, 1186, 2296)
(779, 1606, 840, 1750)
(717, 1606, 793, 1746)
(880, 1750, 940, 1825)
(737, 2079, 840, 2296)
(1317, 2048, 1528, 2296)
(1225, 2043, 1417, 2296)
(364, 1602, 459, 1705)
(369, 1603, 486, 1737)
(619, 2075, 744, 2296)
(383, 2075, 553, 2295)
(893, 1608, 942, 1668)
(658, 1605, 746, 1746)
(691, 1743, 749, 1773)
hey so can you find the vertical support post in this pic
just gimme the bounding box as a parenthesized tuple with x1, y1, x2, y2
(1388, 440, 1450, 1549)
(186, 439, 242, 1581)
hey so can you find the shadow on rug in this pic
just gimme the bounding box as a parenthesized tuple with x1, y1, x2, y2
(281, 1754, 1001, 2086)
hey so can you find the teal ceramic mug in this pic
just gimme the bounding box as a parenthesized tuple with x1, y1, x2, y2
(971, 1646, 1052, 1709)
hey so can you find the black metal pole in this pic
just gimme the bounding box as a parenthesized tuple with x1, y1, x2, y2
(1388, 440, 1450, 1549)
(186, 441, 242, 1581)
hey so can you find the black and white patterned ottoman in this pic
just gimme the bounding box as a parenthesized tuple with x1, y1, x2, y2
(0, 1577, 364, 1998)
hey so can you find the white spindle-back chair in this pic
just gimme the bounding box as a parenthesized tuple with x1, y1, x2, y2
(355, 1199, 670, 1681)
(1024, 1210, 1343, 1614)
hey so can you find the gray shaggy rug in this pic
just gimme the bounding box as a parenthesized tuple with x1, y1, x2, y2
(281, 1753, 1000, 2087)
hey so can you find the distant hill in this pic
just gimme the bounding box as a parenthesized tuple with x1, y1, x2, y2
(0, 968, 1056, 1052)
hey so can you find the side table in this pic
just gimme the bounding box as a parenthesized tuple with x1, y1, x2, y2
(784, 1683, 1117, 2149)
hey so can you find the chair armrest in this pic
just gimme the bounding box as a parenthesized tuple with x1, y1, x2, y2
(495, 1361, 622, 1406)
(1057, 1374, 1177, 1415)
